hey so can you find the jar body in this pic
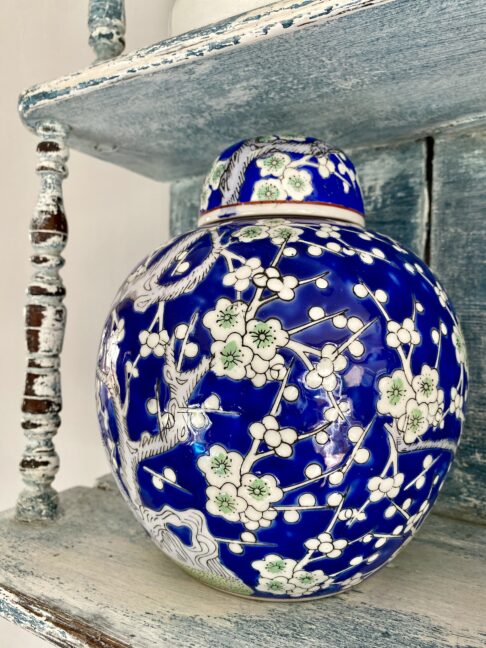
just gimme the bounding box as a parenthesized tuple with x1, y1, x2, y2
(97, 217, 466, 600)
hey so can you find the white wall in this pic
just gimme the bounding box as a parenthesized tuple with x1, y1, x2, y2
(0, 1, 173, 645)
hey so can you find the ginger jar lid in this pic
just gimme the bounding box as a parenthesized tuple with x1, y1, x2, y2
(198, 135, 365, 227)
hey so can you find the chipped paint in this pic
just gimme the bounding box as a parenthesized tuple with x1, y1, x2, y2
(16, 120, 69, 523)
(19, 0, 393, 118)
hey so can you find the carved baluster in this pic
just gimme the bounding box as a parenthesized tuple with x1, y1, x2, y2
(17, 121, 69, 522)
(88, 0, 126, 61)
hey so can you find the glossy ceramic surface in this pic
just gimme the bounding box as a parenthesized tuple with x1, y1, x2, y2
(97, 137, 467, 600)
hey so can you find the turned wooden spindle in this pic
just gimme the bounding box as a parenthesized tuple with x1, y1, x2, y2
(88, 0, 126, 61)
(17, 121, 69, 522)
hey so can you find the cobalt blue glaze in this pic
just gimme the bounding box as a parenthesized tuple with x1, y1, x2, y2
(97, 137, 467, 599)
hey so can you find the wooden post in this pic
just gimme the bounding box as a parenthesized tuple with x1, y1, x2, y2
(16, 121, 69, 522)
(88, 0, 126, 61)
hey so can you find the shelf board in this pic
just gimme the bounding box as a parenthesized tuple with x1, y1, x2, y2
(19, 0, 486, 182)
(0, 476, 484, 647)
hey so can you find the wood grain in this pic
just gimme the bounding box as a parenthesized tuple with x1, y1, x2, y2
(16, 121, 69, 522)
(430, 129, 486, 522)
(0, 478, 484, 647)
(170, 140, 428, 256)
(18, 0, 486, 182)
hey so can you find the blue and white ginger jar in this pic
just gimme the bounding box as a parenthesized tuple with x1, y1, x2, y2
(97, 136, 467, 600)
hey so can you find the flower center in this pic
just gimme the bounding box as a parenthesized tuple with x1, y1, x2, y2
(420, 377, 434, 396)
(257, 184, 280, 201)
(221, 340, 242, 369)
(217, 307, 237, 329)
(388, 378, 405, 405)
(215, 493, 236, 514)
(243, 226, 263, 239)
(251, 324, 274, 349)
(267, 560, 285, 574)
(211, 453, 231, 476)
(409, 408, 425, 432)
(248, 478, 270, 501)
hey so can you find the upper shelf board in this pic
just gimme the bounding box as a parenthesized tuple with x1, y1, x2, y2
(19, 0, 486, 182)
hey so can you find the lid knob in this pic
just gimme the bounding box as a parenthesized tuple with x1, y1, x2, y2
(198, 135, 365, 227)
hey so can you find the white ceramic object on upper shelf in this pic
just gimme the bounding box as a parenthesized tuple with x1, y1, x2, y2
(169, 0, 278, 36)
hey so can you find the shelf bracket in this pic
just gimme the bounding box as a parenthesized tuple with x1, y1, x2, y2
(88, 0, 126, 62)
(16, 121, 69, 522)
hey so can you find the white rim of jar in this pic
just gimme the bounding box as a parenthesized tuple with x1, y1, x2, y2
(198, 201, 366, 228)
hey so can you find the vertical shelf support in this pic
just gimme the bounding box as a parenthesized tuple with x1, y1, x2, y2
(16, 121, 69, 522)
(88, 0, 126, 61)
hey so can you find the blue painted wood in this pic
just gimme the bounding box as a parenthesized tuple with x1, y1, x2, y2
(430, 129, 486, 522)
(88, 0, 125, 61)
(0, 478, 484, 647)
(171, 140, 428, 256)
(18, 0, 486, 182)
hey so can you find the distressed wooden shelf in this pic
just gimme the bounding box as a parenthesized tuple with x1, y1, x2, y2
(18, 0, 486, 182)
(0, 476, 485, 648)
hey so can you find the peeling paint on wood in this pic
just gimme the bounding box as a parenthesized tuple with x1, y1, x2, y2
(0, 479, 485, 647)
(17, 0, 486, 182)
(430, 129, 486, 522)
(16, 121, 69, 522)
(88, 0, 126, 62)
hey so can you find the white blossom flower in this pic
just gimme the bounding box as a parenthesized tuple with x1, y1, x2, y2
(324, 399, 351, 422)
(252, 554, 297, 580)
(210, 333, 253, 379)
(316, 532, 348, 558)
(450, 386, 464, 420)
(246, 353, 286, 387)
(315, 223, 341, 239)
(367, 473, 404, 502)
(434, 282, 447, 308)
(223, 257, 263, 292)
(249, 415, 298, 458)
(404, 500, 430, 533)
(139, 329, 170, 358)
(256, 576, 292, 595)
(251, 179, 287, 202)
(197, 444, 244, 487)
(206, 483, 247, 522)
(241, 506, 277, 530)
(238, 473, 283, 512)
(339, 572, 364, 589)
(317, 156, 336, 178)
(305, 343, 347, 391)
(253, 267, 298, 300)
(256, 152, 291, 177)
(203, 298, 247, 341)
(398, 399, 430, 443)
(282, 168, 313, 200)
(377, 369, 414, 418)
(233, 224, 269, 242)
(452, 324, 467, 365)
(268, 224, 304, 245)
(338, 508, 366, 522)
(412, 365, 439, 405)
(386, 318, 421, 348)
(288, 569, 332, 597)
(244, 318, 289, 361)
(428, 389, 445, 428)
